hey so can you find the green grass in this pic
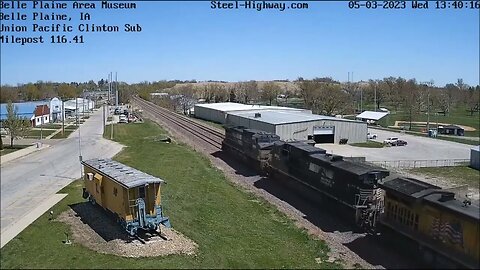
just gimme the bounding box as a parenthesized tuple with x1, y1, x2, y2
(0, 145, 29, 156)
(64, 125, 79, 131)
(409, 166, 480, 188)
(193, 117, 224, 130)
(380, 107, 479, 137)
(50, 130, 75, 139)
(36, 123, 62, 129)
(1, 120, 340, 269)
(350, 141, 384, 148)
(373, 126, 479, 146)
(23, 129, 56, 139)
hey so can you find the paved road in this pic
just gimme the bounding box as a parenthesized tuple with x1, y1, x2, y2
(0, 109, 123, 233)
(318, 128, 472, 161)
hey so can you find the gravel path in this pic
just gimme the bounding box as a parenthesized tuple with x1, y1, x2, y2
(56, 203, 197, 258)
(134, 102, 421, 269)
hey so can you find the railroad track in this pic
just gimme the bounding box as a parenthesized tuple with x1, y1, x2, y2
(132, 96, 225, 149)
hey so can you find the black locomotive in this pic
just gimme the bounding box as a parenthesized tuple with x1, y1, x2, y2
(222, 125, 480, 268)
(222, 126, 389, 229)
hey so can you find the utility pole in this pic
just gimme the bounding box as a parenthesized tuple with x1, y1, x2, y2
(422, 81, 433, 135)
(75, 96, 78, 127)
(115, 72, 119, 106)
(102, 102, 105, 134)
(62, 98, 65, 135)
(374, 83, 377, 112)
(40, 104, 44, 140)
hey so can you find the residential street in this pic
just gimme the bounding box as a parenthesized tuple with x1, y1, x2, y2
(0, 109, 123, 237)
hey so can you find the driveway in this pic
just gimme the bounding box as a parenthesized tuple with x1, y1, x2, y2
(0, 108, 123, 240)
(317, 128, 473, 162)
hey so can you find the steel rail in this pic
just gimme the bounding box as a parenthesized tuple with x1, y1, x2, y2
(133, 96, 224, 149)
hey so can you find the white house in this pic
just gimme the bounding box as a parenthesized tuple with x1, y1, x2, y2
(31, 104, 50, 127)
(49, 97, 63, 122)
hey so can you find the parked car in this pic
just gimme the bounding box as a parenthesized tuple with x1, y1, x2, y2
(119, 115, 128, 123)
(393, 139, 408, 146)
(383, 137, 399, 145)
(367, 132, 377, 139)
(123, 109, 129, 115)
(114, 108, 122, 115)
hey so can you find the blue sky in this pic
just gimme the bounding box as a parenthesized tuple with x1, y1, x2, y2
(1, 1, 479, 87)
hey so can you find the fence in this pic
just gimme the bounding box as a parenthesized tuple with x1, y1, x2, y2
(368, 159, 470, 169)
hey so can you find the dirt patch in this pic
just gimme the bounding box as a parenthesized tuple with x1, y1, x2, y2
(56, 202, 197, 258)
(392, 121, 476, 131)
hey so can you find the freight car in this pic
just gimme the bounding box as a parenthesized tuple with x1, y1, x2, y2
(81, 158, 171, 236)
(222, 126, 480, 268)
(379, 177, 479, 269)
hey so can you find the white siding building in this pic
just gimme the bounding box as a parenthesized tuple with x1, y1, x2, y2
(30, 105, 50, 127)
(194, 102, 311, 124)
(226, 110, 367, 144)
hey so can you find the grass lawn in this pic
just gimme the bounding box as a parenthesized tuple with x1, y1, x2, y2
(350, 141, 384, 148)
(50, 130, 75, 139)
(380, 107, 479, 137)
(65, 125, 79, 131)
(23, 129, 56, 139)
(36, 123, 62, 129)
(409, 166, 480, 188)
(0, 145, 29, 156)
(0, 120, 340, 269)
(193, 117, 224, 130)
(373, 126, 479, 146)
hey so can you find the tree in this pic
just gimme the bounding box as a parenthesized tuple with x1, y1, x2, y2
(317, 83, 349, 116)
(402, 79, 421, 130)
(24, 84, 40, 101)
(261, 82, 280, 105)
(3, 101, 31, 147)
(57, 83, 76, 99)
(465, 87, 480, 116)
(296, 79, 318, 110)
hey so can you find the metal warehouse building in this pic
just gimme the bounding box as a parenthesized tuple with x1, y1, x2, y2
(471, 146, 480, 170)
(194, 102, 311, 124)
(226, 110, 367, 144)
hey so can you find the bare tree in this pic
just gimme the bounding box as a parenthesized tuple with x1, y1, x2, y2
(402, 79, 421, 130)
(296, 79, 318, 110)
(465, 87, 480, 116)
(175, 84, 197, 115)
(261, 82, 280, 106)
(234, 81, 259, 104)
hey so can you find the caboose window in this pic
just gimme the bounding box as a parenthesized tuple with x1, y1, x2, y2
(113, 187, 118, 196)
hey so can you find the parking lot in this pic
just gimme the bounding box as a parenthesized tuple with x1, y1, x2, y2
(317, 128, 473, 162)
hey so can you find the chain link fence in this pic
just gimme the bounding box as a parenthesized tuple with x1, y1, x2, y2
(368, 159, 470, 169)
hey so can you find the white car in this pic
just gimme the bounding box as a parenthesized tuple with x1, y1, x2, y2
(367, 132, 377, 139)
(119, 115, 128, 123)
(383, 137, 399, 145)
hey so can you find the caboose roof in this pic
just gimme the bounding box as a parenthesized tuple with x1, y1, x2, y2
(82, 158, 164, 189)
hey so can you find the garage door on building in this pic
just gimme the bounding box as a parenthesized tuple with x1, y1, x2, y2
(313, 126, 334, 143)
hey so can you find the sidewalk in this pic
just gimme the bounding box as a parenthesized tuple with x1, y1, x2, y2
(0, 143, 51, 165)
(0, 193, 68, 248)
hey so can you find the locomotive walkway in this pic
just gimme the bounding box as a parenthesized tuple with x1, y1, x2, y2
(0, 109, 124, 248)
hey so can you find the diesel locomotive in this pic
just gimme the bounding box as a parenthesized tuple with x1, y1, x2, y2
(222, 126, 479, 269)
